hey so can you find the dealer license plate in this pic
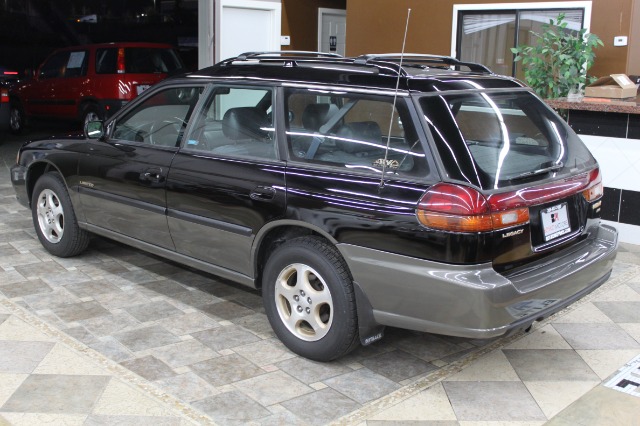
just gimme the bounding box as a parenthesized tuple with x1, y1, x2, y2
(136, 85, 151, 95)
(541, 203, 571, 242)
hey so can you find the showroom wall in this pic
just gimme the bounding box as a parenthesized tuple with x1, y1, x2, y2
(344, 0, 638, 78)
(281, 0, 346, 52)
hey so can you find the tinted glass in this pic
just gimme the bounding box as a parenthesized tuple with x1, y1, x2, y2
(184, 86, 276, 160)
(95, 47, 184, 74)
(284, 88, 428, 177)
(39, 51, 69, 79)
(95, 48, 117, 74)
(125, 48, 184, 74)
(64, 51, 88, 78)
(112, 86, 203, 146)
(420, 92, 596, 189)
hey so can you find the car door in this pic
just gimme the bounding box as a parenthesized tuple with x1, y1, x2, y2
(77, 84, 205, 249)
(26, 50, 69, 116)
(51, 49, 89, 118)
(166, 84, 286, 277)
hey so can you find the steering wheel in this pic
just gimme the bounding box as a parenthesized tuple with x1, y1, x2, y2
(149, 120, 182, 146)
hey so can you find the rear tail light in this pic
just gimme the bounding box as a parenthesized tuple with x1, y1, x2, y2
(117, 48, 126, 74)
(0, 88, 8, 104)
(416, 183, 529, 233)
(582, 168, 603, 202)
(417, 167, 603, 233)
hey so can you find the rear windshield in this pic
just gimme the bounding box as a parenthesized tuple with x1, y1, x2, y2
(419, 92, 596, 190)
(95, 47, 184, 74)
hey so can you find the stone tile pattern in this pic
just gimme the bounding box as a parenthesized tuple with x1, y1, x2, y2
(0, 162, 493, 426)
(3, 140, 640, 425)
(0, 312, 190, 424)
(368, 243, 640, 424)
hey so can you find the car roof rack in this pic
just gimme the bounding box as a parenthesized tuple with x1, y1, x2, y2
(232, 51, 344, 61)
(218, 51, 492, 77)
(354, 53, 493, 75)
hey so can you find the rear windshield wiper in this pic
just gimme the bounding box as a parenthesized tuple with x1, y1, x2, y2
(512, 162, 564, 180)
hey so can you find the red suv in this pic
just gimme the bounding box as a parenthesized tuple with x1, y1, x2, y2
(8, 42, 185, 133)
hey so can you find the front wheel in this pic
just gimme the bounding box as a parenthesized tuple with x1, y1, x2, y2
(9, 102, 25, 134)
(32, 173, 90, 257)
(262, 236, 359, 361)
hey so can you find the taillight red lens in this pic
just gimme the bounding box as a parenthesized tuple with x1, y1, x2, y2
(117, 48, 126, 74)
(582, 168, 603, 202)
(417, 183, 529, 233)
(417, 168, 603, 233)
(0, 88, 8, 104)
(417, 183, 518, 233)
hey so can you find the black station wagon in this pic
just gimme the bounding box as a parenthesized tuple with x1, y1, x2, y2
(11, 52, 618, 361)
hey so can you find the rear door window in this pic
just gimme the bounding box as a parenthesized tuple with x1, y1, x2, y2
(284, 88, 428, 177)
(95, 48, 117, 74)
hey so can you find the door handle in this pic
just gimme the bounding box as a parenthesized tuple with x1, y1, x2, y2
(141, 168, 164, 183)
(250, 186, 276, 201)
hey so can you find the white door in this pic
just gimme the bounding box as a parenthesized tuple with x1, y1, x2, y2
(318, 8, 346, 56)
(215, 0, 282, 63)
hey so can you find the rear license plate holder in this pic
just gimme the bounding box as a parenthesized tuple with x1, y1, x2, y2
(541, 203, 571, 242)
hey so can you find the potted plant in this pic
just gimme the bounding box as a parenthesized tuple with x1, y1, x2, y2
(511, 13, 603, 99)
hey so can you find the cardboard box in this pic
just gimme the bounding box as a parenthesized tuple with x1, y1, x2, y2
(585, 74, 638, 99)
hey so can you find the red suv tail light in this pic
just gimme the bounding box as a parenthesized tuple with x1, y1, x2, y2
(0, 88, 8, 104)
(117, 48, 126, 74)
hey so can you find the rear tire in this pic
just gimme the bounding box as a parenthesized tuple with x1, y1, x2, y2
(31, 173, 90, 257)
(262, 236, 360, 361)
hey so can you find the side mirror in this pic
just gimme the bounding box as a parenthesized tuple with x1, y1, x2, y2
(85, 121, 104, 139)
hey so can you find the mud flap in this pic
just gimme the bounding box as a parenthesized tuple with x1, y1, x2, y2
(353, 281, 385, 346)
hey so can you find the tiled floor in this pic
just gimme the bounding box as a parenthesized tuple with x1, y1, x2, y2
(1, 136, 640, 424)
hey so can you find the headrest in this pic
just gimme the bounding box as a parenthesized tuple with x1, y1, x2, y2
(302, 104, 339, 131)
(336, 121, 383, 153)
(222, 107, 269, 140)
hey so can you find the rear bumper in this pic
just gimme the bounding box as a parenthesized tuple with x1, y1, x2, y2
(338, 222, 618, 339)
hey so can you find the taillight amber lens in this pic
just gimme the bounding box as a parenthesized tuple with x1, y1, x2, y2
(582, 168, 603, 202)
(417, 168, 603, 233)
(416, 183, 529, 233)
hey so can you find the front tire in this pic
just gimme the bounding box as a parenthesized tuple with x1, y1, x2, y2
(32, 173, 90, 257)
(263, 236, 359, 361)
(9, 102, 25, 134)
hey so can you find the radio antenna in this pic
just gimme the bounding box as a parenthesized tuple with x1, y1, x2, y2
(379, 7, 411, 189)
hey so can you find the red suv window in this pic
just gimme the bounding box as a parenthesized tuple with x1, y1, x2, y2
(95, 47, 183, 75)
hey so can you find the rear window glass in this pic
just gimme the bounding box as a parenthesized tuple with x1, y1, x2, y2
(420, 92, 596, 189)
(284, 88, 428, 177)
(96, 47, 184, 74)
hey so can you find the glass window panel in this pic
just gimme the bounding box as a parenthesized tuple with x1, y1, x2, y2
(112, 87, 203, 147)
(459, 13, 516, 77)
(284, 88, 428, 177)
(185, 87, 276, 160)
(515, 9, 584, 80)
